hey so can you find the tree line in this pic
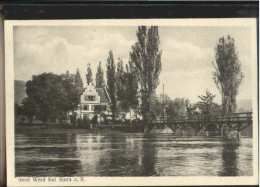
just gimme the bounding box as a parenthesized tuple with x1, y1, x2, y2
(16, 26, 244, 132)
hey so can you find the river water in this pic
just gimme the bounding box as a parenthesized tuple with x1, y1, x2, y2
(15, 132, 253, 176)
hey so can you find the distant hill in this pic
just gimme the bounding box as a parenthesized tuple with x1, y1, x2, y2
(15, 80, 27, 105)
(237, 99, 252, 112)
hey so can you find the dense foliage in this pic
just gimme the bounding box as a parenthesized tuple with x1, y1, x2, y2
(212, 35, 244, 114)
(129, 26, 162, 132)
(115, 58, 125, 102)
(95, 61, 105, 88)
(21, 72, 82, 123)
(86, 63, 93, 85)
(106, 51, 117, 120)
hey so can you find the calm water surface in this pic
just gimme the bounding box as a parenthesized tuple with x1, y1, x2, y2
(15, 132, 253, 176)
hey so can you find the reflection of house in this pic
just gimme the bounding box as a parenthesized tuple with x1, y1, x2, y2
(75, 82, 110, 119)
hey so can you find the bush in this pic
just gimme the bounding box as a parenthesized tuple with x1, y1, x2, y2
(76, 117, 91, 128)
(83, 117, 91, 127)
(69, 113, 77, 125)
(76, 118, 83, 126)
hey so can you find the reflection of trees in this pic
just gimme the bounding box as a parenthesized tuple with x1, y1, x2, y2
(96, 134, 157, 176)
(54, 133, 82, 176)
(74, 133, 158, 176)
(75, 134, 105, 176)
(219, 141, 239, 176)
(97, 134, 127, 176)
(67, 133, 77, 145)
(141, 134, 157, 176)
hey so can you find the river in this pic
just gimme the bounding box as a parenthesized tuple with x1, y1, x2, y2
(15, 131, 253, 176)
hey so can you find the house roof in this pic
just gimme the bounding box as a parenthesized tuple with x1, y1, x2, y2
(96, 87, 110, 103)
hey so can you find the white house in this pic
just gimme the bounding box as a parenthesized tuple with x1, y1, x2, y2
(75, 82, 110, 120)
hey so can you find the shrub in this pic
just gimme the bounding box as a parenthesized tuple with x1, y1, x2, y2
(69, 112, 77, 125)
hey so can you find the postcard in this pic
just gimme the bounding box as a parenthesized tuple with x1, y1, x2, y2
(5, 19, 258, 186)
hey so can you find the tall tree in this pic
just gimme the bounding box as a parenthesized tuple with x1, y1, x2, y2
(129, 26, 162, 132)
(86, 63, 93, 85)
(106, 51, 117, 120)
(119, 64, 139, 116)
(75, 68, 83, 88)
(74, 68, 84, 110)
(212, 35, 244, 114)
(95, 61, 105, 88)
(115, 58, 125, 102)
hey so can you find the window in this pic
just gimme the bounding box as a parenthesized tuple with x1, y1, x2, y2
(91, 105, 94, 111)
(89, 96, 95, 101)
(83, 105, 89, 111)
(85, 95, 95, 101)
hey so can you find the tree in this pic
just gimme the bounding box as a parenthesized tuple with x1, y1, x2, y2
(212, 35, 244, 114)
(185, 99, 199, 115)
(22, 73, 62, 122)
(166, 98, 187, 117)
(74, 68, 84, 97)
(196, 89, 221, 114)
(60, 71, 82, 120)
(95, 61, 105, 88)
(21, 72, 81, 123)
(75, 68, 83, 88)
(86, 63, 93, 85)
(119, 64, 139, 118)
(106, 51, 117, 120)
(150, 95, 189, 120)
(21, 97, 36, 121)
(115, 58, 125, 102)
(129, 26, 162, 132)
(150, 94, 163, 120)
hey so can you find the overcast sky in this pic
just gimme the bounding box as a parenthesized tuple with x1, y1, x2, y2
(14, 26, 253, 103)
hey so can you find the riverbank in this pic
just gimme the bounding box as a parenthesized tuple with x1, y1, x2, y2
(15, 123, 145, 134)
(15, 122, 252, 137)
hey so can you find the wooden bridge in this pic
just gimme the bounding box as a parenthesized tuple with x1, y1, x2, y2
(152, 112, 253, 139)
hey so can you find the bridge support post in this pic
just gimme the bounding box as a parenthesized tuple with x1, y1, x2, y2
(223, 123, 240, 140)
(221, 124, 229, 137)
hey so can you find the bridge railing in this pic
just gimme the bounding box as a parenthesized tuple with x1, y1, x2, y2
(155, 112, 252, 124)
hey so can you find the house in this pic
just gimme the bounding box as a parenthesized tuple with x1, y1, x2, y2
(75, 82, 110, 120)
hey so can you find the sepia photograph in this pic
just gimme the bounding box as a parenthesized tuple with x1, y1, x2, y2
(5, 19, 258, 186)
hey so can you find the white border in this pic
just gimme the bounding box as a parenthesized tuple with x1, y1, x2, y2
(5, 19, 258, 186)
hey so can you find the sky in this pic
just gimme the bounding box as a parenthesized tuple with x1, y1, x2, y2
(13, 25, 254, 104)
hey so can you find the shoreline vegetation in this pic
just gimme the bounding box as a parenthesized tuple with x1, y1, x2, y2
(15, 26, 251, 136)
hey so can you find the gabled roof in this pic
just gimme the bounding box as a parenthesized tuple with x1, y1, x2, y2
(96, 87, 110, 103)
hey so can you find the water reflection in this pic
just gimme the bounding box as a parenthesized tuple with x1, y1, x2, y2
(139, 134, 155, 175)
(15, 132, 253, 176)
(220, 141, 239, 176)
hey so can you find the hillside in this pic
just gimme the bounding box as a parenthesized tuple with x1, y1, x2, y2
(237, 99, 252, 112)
(15, 80, 27, 105)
